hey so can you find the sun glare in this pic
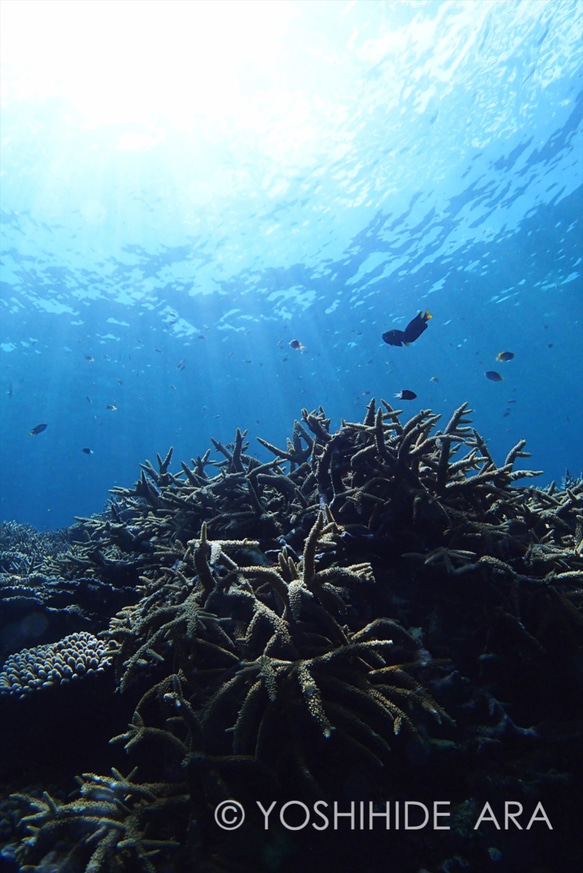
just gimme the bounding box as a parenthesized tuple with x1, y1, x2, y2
(0, 0, 298, 128)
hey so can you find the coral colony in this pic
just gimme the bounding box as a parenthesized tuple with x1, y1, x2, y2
(1, 400, 582, 872)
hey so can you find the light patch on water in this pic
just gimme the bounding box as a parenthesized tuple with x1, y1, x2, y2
(489, 292, 520, 305)
(267, 287, 316, 311)
(169, 318, 197, 338)
(36, 299, 75, 315)
(117, 131, 165, 152)
(80, 200, 107, 226)
(345, 252, 388, 286)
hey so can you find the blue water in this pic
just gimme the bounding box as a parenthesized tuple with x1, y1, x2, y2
(1, 0, 582, 531)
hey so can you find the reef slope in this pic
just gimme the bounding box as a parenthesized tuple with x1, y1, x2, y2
(1, 400, 582, 873)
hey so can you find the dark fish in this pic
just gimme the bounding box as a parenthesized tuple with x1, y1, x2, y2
(395, 389, 417, 400)
(289, 339, 303, 350)
(81, 447, 93, 455)
(85, 355, 95, 362)
(29, 423, 48, 435)
(496, 351, 514, 362)
(485, 371, 503, 382)
(382, 310, 432, 346)
(404, 310, 432, 343)
(106, 404, 118, 411)
(177, 359, 186, 371)
(382, 328, 406, 346)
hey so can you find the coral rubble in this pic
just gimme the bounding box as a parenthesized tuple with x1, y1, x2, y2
(0, 400, 581, 873)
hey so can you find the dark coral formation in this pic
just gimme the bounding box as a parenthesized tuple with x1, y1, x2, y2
(0, 521, 141, 663)
(0, 400, 582, 873)
(0, 632, 112, 698)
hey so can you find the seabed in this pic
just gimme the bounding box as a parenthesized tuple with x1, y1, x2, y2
(1, 399, 582, 873)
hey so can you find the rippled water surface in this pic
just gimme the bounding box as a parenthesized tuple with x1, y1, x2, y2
(1, 0, 581, 529)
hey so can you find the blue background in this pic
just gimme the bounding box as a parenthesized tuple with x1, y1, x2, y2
(1, 0, 581, 530)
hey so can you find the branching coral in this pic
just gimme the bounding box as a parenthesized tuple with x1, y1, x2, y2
(5, 399, 582, 873)
(14, 771, 185, 873)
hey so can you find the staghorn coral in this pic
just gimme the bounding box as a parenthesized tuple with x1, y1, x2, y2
(13, 770, 185, 873)
(4, 400, 583, 873)
(199, 623, 449, 796)
(103, 511, 445, 797)
(0, 521, 70, 578)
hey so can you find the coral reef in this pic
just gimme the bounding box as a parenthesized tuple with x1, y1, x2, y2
(0, 400, 581, 873)
(0, 522, 141, 662)
(13, 771, 185, 873)
(0, 632, 112, 698)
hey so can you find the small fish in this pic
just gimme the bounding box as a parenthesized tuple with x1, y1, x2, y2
(177, 359, 186, 371)
(485, 371, 503, 382)
(81, 447, 93, 455)
(7, 381, 13, 398)
(29, 423, 48, 435)
(395, 389, 417, 400)
(429, 376, 439, 383)
(85, 355, 95, 362)
(289, 339, 304, 351)
(106, 404, 117, 411)
(496, 351, 514, 362)
(382, 310, 432, 347)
